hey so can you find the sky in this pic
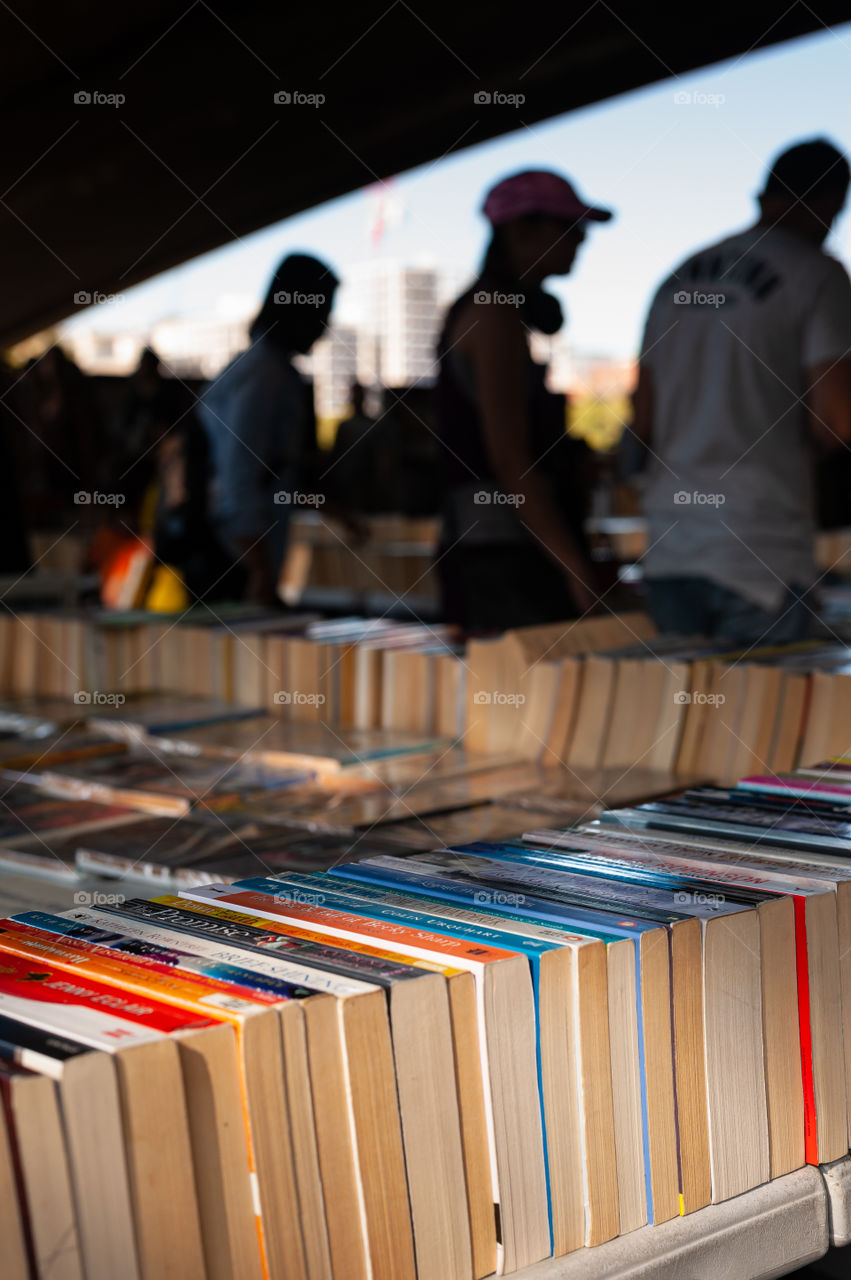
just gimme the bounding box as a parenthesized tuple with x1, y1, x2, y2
(58, 22, 851, 361)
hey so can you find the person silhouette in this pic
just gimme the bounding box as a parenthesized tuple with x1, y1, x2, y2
(633, 138, 851, 643)
(435, 170, 612, 630)
(199, 254, 338, 605)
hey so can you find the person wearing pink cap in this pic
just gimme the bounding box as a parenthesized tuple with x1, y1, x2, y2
(435, 169, 612, 630)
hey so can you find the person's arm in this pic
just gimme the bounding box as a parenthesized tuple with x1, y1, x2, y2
(627, 288, 668, 454)
(630, 362, 654, 445)
(234, 534, 279, 606)
(802, 262, 851, 453)
(805, 358, 851, 452)
(466, 300, 599, 613)
(619, 362, 654, 481)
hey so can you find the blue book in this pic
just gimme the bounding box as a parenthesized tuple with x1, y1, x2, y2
(452, 839, 778, 903)
(180, 875, 595, 1255)
(323, 866, 657, 1233)
(336, 848, 770, 1215)
(326, 862, 696, 1224)
(181, 878, 557, 1268)
(348, 850, 752, 922)
(203, 872, 655, 1241)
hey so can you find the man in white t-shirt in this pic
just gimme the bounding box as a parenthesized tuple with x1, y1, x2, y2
(633, 138, 851, 643)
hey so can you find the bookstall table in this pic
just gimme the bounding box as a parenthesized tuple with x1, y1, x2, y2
(822, 1154, 851, 1248)
(511, 1166, 827, 1280)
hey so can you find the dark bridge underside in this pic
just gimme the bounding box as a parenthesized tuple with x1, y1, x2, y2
(0, 1, 846, 343)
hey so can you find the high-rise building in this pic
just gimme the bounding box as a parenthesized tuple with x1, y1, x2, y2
(343, 260, 448, 388)
(374, 263, 440, 386)
(148, 313, 250, 379)
(59, 329, 146, 376)
(59, 296, 255, 379)
(59, 265, 475, 410)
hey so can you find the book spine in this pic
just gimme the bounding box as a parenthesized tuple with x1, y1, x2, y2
(0, 920, 277, 1006)
(63, 907, 382, 997)
(222, 874, 562, 958)
(103, 898, 430, 984)
(546, 832, 832, 893)
(327, 865, 655, 941)
(148, 897, 473, 977)
(354, 854, 720, 919)
(0, 926, 273, 1276)
(794, 898, 818, 1164)
(445, 846, 774, 904)
(180, 884, 523, 963)
(0, 952, 213, 1042)
(327, 880, 597, 946)
(16, 911, 370, 1000)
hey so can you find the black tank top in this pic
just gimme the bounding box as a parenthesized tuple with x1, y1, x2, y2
(435, 287, 590, 547)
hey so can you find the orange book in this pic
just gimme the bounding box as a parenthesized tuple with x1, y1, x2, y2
(152, 895, 496, 1275)
(0, 916, 420, 1280)
(179, 886, 520, 967)
(0, 947, 216, 1280)
(152, 893, 467, 974)
(0, 921, 286, 1280)
(180, 884, 551, 1273)
(0, 917, 281, 1012)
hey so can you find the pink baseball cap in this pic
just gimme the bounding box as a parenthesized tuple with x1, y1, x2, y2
(482, 169, 613, 227)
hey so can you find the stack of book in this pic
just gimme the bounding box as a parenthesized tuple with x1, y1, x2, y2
(280, 512, 441, 607)
(0, 609, 460, 719)
(0, 605, 313, 701)
(11, 601, 851, 778)
(3, 754, 851, 1277)
(8, 600, 851, 782)
(0, 607, 663, 739)
(466, 630, 851, 778)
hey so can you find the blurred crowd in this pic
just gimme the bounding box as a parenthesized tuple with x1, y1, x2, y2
(0, 331, 462, 603)
(2, 136, 851, 645)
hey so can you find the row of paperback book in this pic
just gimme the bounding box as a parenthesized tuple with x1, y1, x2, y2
(0, 606, 656, 736)
(279, 513, 440, 605)
(466, 628, 851, 779)
(7, 603, 851, 781)
(4, 753, 851, 1278)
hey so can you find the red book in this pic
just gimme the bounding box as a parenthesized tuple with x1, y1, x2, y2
(0, 947, 214, 1048)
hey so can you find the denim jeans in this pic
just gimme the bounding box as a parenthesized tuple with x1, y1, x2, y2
(645, 577, 813, 646)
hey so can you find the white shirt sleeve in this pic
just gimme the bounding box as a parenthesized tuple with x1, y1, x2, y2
(802, 257, 851, 368)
